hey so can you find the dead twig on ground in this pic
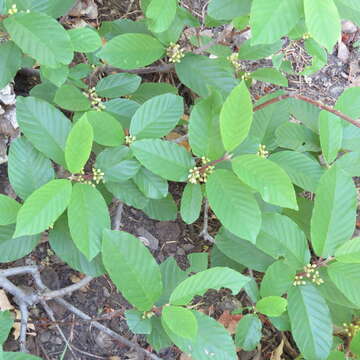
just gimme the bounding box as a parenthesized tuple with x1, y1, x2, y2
(199, 199, 215, 243)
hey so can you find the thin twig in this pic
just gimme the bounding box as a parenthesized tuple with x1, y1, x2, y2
(18, 302, 29, 353)
(199, 199, 215, 243)
(54, 297, 162, 360)
(113, 200, 124, 231)
(253, 93, 360, 128)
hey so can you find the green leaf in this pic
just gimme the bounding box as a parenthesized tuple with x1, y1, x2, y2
(54, 84, 91, 111)
(162, 306, 198, 340)
(207, 0, 251, 20)
(319, 111, 343, 164)
(283, 196, 313, 240)
(256, 296, 287, 317)
(102, 230, 163, 311)
(132, 139, 194, 181)
(269, 151, 324, 192)
(289, 98, 321, 133)
(233, 154, 298, 210)
(86, 111, 124, 147)
(142, 195, 177, 221)
(215, 227, 274, 272)
(187, 253, 208, 273)
(99, 34, 164, 70)
(335, 237, 360, 263)
(175, 54, 238, 98)
(164, 310, 237, 360)
(170, 267, 250, 305)
(16, 96, 72, 166)
(104, 99, 140, 129)
(275, 122, 320, 152)
(206, 170, 261, 242)
(311, 166, 357, 257)
(106, 181, 149, 209)
(0, 225, 40, 263)
(14, 179, 72, 237)
(133, 167, 168, 199)
(335, 0, 360, 27)
(68, 27, 102, 53)
(304, 0, 341, 52)
(29, 80, 57, 103)
(251, 68, 288, 86)
(40, 64, 69, 87)
(49, 215, 105, 277)
(130, 82, 178, 104)
(250, 0, 303, 45)
(238, 39, 283, 60)
(96, 73, 141, 98)
(95, 146, 140, 183)
(68, 183, 110, 260)
(65, 116, 93, 173)
(220, 82, 253, 151)
(0, 41, 22, 88)
(146, 317, 173, 352)
(260, 259, 296, 297)
(130, 94, 183, 139)
(180, 183, 202, 224)
(350, 331, 360, 357)
(235, 314, 262, 351)
(146, 0, 177, 33)
(334, 152, 360, 177)
(0, 311, 13, 345)
(188, 90, 225, 160)
(157, 257, 187, 306)
(4, 12, 73, 66)
(304, 38, 328, 63)
(288, 285, 332, 360)
(257, 213, 310, 269)
(328, 262, 360, 307)
(3, 353, 42, 360)
(0, 195, 21, 226)
(125, 309, 152, 335)
(5, 0, 76, 18)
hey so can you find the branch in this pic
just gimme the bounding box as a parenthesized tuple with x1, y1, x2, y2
(54, 297, 162, 360)
(253, 93, 360, 128)
(112, 200, 124, 231)
(199, 199, 215, 243)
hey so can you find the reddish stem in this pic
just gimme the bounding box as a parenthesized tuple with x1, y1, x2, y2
(253, 93, 360, 128)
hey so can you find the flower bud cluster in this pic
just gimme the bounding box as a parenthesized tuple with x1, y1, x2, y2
(188, 157, 215, 184)
(68, 168, 105, 187)
(125, 135, 136, 145)
(83, 87, 105, 112)
(241, 72, 252, 81)
(166, 42, 185, 63)
(257, 144, 269, 158)
(227, 53, 242, 72)
(293, 263, 324, 286)
(303, 33, 311, 40)
(8, 4, 18, 14)
(343, 322, 360, 337)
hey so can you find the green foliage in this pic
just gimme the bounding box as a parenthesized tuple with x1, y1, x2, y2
(2, 1, 360, 358)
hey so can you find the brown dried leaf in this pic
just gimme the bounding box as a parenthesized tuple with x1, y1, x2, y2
(180, 354, 192, 360)
(270, 340, 284, 360)
(217, 310, 242, 335)
(0, 290, 13, 311)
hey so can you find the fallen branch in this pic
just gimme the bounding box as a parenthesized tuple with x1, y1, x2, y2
(253, 93, 360, 128)
(199, 199, 215, 243)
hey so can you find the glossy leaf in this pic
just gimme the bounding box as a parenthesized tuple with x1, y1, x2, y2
(132, 139, 194, 181)
(65, 116, 93, 174)
(14, 179, 71, 237)
(16, 96, 72, 166)
(235, 314, 262, 351)
(220, 82, 253, 151)
(335, 237, 360, 264)
(0, 311, 13, 345)
(99, 33, 164, 70)
(233, 155, 298, 210)
(0, 195, 21, 226)
(102, 230, 163, 311)
(130, 94, 183, 139)
(133, 167, 168, 199)
(4, 12, 73, 66)
(0, 41, 22, 88)
(311, 166, 357, 257)
(96, 73, 141, 98)
(68, 27, 102, 53)
(68, 184, 110, 260)
(146, 0, 177, 33)
(180, 183, 202, 224)
(208, 0, 251, 20)
(170, 267, 250, 305)
(251, 67, 288, 86)
(288, 285, 333, 360)
(256, 296, 287, 317)
(162, 306, 198, 339)
(142, 195, 177, 221)
(206, 170, 261, 242)
(54, 84, 91, 111)
(125, 309, 152, 335)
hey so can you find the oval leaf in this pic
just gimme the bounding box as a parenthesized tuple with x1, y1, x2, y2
(256, 296, 287, 317)
(0, 195, 21, 226)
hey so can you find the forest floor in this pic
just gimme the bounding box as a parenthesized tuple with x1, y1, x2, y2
(1, 0, 360, 359)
